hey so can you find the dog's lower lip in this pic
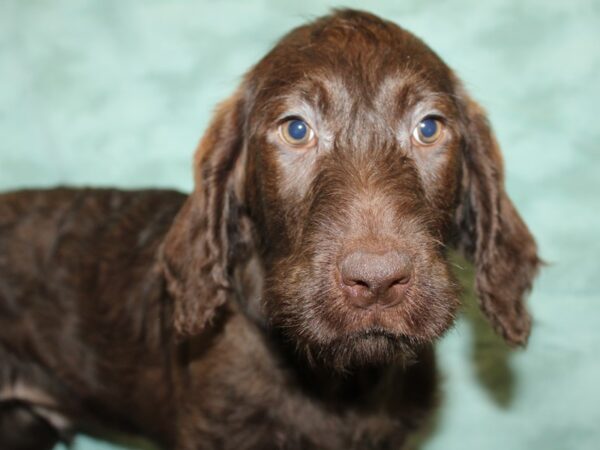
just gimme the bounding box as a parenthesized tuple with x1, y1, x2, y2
(354, 328, 398, 341)
(350, 301, 402, 312)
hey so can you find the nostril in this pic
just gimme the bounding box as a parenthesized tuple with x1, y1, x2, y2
(341, 276, 369, 288)
(377, 272, 411, 295)
(390, 273, 411, 286)
(340, 267, 369, 287)
(340, 275, 371, 297)
(393, 267, 412, 284)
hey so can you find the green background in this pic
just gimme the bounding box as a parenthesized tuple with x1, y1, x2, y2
(1, 1, 599, 449)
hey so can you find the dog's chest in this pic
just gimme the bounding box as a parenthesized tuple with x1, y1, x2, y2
(177, 315, 427, 449)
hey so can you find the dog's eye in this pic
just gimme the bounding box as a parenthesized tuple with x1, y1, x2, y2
(412, 117, 444, 145)
(279, 119, 316, 147)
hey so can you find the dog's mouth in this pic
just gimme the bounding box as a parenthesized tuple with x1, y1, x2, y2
(351, 327, 399, 342)
(349, 327, 420, 352)
(311, 327, 421, 370)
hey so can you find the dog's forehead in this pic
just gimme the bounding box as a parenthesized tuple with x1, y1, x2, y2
(251, 13, 454, 118)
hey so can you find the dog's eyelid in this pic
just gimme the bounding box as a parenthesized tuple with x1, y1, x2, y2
(277, 114, 308, 126)
(276, 113, 317, 129)
(412, 109, 446, 124)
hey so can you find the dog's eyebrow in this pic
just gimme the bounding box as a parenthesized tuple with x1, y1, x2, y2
(261, 74, 354, 117)
(272, 98, 318, 124)
(375, 72, 457, 115)
(409, 93, 457, 115)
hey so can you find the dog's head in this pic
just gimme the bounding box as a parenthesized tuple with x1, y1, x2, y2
(161, 10, 540, 370)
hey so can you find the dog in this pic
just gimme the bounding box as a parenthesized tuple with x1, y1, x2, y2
(0, 9, 539, 450)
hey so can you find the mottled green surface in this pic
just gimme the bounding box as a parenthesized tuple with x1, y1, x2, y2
(1, 1, 599, 449)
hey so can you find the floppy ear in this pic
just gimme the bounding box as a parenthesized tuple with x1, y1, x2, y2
(455, 94, 540, 347)
(160, 90, 253, 338)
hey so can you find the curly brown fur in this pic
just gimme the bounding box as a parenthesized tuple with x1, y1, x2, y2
(0, 9, 539, 449)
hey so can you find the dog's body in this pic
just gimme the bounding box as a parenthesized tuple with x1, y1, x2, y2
(0, 188, 435, 449)
(0, 10, 539, 450)
(0, 189, 184, 447)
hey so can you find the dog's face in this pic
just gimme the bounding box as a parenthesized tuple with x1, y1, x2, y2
(161, 10, 539, 370)
(245, 16, 464, 368)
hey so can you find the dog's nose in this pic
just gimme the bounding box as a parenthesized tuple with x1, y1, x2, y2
(338, 250, 412, 309)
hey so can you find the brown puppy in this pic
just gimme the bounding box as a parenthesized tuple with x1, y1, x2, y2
(0, 9, 539, 450)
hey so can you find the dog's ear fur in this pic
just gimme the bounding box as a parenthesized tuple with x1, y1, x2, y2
(455, 91, 540, 346)
(160, 90, 252, 338)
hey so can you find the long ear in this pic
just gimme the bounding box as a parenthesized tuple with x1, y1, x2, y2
(160, 90, 252, 338)
(456, 94, 540, 347)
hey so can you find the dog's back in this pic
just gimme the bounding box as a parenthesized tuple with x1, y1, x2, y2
(0, 188, 186, 448)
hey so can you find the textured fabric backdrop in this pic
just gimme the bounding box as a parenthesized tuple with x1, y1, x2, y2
(1, 1, 599, 449)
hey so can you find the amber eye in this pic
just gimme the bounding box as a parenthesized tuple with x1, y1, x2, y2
(279, 119, 316, 147)
(412, 116, 444, 145)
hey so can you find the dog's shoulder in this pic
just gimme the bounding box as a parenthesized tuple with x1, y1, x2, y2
(0, 186, 187, 303)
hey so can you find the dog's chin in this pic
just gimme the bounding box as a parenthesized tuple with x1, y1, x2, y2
(302, 328, 421, 372)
